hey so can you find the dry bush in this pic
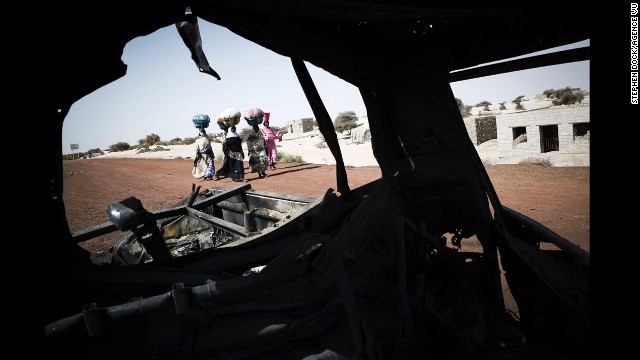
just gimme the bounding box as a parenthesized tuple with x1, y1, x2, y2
(519, 157, 552, 166)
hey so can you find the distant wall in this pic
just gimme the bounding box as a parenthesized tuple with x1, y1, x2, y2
(475, 116, 497, 145)
(286, 118, 315, 134)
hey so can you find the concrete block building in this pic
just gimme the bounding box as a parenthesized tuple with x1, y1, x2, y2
(286, 118, 315, 134)
(463, 95, 590, 158)
(496, 104, 589, 157)
(464, 115, 498, 146)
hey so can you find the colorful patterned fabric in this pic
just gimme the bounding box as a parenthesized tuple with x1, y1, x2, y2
(217, 108, 241, 127)
(247, 132, 267, 173)
(244, 108, 264, 119)
(192, 134, 215, 179)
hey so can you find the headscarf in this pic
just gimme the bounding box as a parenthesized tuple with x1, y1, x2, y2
(227, 127, 239, 138)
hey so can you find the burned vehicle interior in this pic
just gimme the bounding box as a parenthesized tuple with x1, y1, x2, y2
(45, 1, 590, 359)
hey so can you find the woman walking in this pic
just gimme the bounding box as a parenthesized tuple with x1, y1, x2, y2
(244, 107, 268, 178)
(191, 114, 215, 181)
(260, 115, 282, 170)
(226, 125, 247, 182)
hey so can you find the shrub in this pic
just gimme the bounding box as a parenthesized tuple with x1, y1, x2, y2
(455, 98, 472, 117)
(138, 133, 161, 147)
(513, 95, 525, 110)
(109, 142, 131, 152)
(239, 127, 255, 142)
(278, 152, 304, 163)
(519, 157, 552, 166)
(550, 87, 586, 105)
(475, 100, 491, 110)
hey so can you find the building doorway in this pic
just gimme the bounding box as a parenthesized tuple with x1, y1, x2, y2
(539, 125, 559, 153)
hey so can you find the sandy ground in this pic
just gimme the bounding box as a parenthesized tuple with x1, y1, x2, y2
(93, 130, 589, 167)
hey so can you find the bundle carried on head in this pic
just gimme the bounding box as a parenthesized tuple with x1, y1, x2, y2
(244, 108, 264, 127)
(217, 108, 241, 130)
(192, 114, 211, 129)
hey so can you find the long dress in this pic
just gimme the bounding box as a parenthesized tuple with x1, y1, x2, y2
(215, 139, 230, 178)
(226, 133, 245, 180)
(261, 125, 282, 167)
(192, 134, 215, 179)
(246, 131, 268, 175)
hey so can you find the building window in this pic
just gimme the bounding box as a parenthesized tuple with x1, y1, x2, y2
(573, 123, 590, 141)
(512, 126, 527, 147)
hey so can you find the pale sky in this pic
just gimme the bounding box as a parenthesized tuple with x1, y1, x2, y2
(62, 20, 589, 153)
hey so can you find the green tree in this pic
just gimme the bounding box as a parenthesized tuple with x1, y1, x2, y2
(475, 100, 492, 111)
(542, 89, 555, 98)
(182, 137, 196, 145)
(333, 111, 360, 135)
(513, 95, 525, 110)
(138, 133, 161, 147)
(547, 87, 586, 105)
(86, 147, 102, 154)
(109, 142, 131, 152)
(456, 98, 471, 117)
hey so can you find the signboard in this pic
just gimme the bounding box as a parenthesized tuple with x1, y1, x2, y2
(70, 144, 79, 151)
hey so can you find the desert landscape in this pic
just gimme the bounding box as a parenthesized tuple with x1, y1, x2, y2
(62, 131, 590, 262)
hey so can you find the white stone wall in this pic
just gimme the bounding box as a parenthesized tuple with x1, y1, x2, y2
(496, 105, 590, 157)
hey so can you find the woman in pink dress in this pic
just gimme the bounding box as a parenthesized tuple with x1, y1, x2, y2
(260, 118, 282, 170)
